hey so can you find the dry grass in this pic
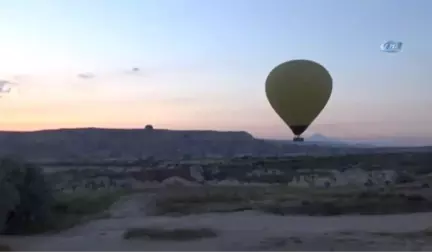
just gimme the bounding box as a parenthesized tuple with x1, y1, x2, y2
(122, 227, 218, 241)
(259, 237, 303, 249)
(27, 190, 126, 234)
(372, 227, 432, 239)
(150, 185, 432, 216)
(150, 186, 263, 215)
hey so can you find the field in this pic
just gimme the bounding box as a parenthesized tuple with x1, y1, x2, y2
(36, 150, 432, 221)
(4, 183, 432, 251)
(1, 149, 432, 250)
(150, 184, 432, 216)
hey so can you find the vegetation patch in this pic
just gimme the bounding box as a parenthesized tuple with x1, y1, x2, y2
(123, 227, 218, 241)
(37, 191, 125, 233)
(151, 186, 265, 215)
(151, 186, 432, 216)
(0, 157, 126, 235)
(371, 228, 432, 239)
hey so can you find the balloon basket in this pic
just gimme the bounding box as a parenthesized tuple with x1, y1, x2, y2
(293, 136, 304, 142)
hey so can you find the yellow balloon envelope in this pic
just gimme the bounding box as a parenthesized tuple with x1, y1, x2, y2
(265, 59, 332, 139)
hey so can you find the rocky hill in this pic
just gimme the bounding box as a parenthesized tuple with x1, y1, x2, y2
(0, 127, 371, 161)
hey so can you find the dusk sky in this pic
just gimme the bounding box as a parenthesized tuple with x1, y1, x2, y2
(0, 0, 431, 142)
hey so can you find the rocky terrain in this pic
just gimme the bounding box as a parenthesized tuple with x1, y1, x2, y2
(41, 150, 432, 194)
(1, 134, 432, 251)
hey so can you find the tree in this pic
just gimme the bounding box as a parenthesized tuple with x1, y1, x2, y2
(0, 157, 54, 234)
(99, 180, 105, 188)
(0, 167, 19, 233)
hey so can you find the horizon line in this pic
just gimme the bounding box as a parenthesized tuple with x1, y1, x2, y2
(0, 126, 430, 141)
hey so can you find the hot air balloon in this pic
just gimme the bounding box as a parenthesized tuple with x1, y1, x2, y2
(265, 59, 333, 142)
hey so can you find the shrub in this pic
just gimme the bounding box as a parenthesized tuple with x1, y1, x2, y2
(394, 172, 415, 184)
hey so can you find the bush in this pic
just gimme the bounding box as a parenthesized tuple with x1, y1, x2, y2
(0, 157, 54, 234)
(395, 172, 415, 184)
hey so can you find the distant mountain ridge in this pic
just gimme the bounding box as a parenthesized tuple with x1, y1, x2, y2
(306, 134, 374, 147)
(0, 127, 358, 161)
(298, 133, 432, 148)
(265, 134, 367, 147)
(0, 127, 429, 161)
(265, 133, 432, 148)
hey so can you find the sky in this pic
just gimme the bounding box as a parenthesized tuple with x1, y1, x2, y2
(0, 0, 431, 142)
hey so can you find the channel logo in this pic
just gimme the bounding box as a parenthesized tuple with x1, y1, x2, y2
(380, 41, 403, 53)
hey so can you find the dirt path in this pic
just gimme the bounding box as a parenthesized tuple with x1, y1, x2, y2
(110, 193, 157, 218)
(2, 193, 432, 251)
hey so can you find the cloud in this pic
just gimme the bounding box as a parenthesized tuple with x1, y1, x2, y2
(0, 79, 18, 97)
(77, 73, 95, 79)
(12, 75, 30, 81)
(76, 68, 143, 79)
(124, 67, 143, 76)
